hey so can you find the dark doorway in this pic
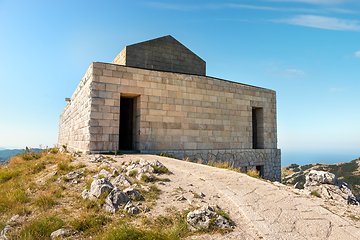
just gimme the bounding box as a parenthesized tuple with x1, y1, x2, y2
(252, 107, 264, 149)
(119, 97, 134, 150)
(256, 165, 264, 178)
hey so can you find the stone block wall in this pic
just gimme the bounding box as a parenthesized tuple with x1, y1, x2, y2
(112, 35, 206, 76)
(144, 149, 281, 181)
(89, 62, 277, 152)
(58, 65, 93, 153)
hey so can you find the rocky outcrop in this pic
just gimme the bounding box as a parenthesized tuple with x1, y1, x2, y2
(111, 174, 131, 188)
(187, 205, 231, 231)
(123, 187, 141, 200)
(82, 179, 114, 200)
(304, 170, 360, 205)
(103, 187, 129, 213)
(124, 201, 140, 214)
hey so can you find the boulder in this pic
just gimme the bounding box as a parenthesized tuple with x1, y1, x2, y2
(304, 170, 338, 187)
(93, 169, 112, 180)
(123, 187, 141, 200)
(124, 201, 140, 214)
(0, 225, 12, 240)
(111, 175, 131, 188)
(86, 179, 114, 200)
(304, 170, 360, 205)
(187, 205, 231, 231)
(50, 229, 71, 240)
(103, 188, 129, 213)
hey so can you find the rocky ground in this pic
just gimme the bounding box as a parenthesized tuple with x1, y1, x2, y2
(1, 151, 360, 239)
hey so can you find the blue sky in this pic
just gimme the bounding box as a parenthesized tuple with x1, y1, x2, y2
(0, 0, 359, 165)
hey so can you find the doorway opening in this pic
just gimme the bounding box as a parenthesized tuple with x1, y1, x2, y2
(256, 165, 264, 178)
(119, 96, 139, 151)
(252, 107, 264, 149)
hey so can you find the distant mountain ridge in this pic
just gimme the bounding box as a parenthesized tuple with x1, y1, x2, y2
(0, 148, 42, 163)
(282, 157, 360, 196)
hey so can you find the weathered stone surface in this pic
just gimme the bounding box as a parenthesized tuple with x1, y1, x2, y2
(0, 225, 12, 240)
(93, 169, 112, 180)
(103, 187, 129, 213)
(123, 187, 141, 200)
(187, 205, 217, 231)
(85, 179, 114, 200)
(304, 170, 360, 205)
(304, 170, 338, 187)
(50, 229, 71, 240)
(124, 201, 140, 214)
(294, 182, 301, 189)
(111, 174, 131, 188)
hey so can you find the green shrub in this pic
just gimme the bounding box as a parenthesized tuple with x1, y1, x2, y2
(152, 166, 169, 174)
(32, 162, 45, 174)
(128, 170, 137, 177)
(311, 190, 321, 198)
(246, 170, 261, 179)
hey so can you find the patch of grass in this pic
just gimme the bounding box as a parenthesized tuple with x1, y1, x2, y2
(192, 193, 202, 199)
(32, 162, 45, 174)
(57, 160, 74, 172)
(76, 163, 86, 169)
(16, 216, 64, 240)
(35, 194, 57, 209)
(349, 215, 360, 221)
(101, 224, 172, 240)
(311, 190, 321, 198)
(128, 170, 137, 177)
(199, 178, 205, 181)
(159, 152, 175, 158)
(0, 169, 20, 183)
(152, 166, 169, 174)
(246, 170, 262, 179)
(72, 214, 111, 235)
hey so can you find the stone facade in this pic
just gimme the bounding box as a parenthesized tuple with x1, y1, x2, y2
(59, 35, 281, 181)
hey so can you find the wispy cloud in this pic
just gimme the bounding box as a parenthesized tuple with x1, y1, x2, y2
(285, 69, 305, 75)
(274, 15, 360, 31)
(266, 0, 348, 5)
(327, 8, 359, 14)
(355, 51, 360, 57)
(330, 87, 347, 92)
(142, 2, 318, 13)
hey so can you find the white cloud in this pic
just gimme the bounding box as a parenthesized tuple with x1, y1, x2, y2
(355, 51, 360, 57)
(275, 15, 360, 31)
(285, 69, 305, 75)
(330, 88, 347, 92)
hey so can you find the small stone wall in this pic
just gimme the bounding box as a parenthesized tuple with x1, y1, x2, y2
(142, 149, 281, 182)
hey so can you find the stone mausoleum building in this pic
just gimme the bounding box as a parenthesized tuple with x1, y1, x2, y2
(58, 35, 281, 181)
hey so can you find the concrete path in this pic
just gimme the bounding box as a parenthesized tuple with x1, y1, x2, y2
(153, 155, 360, 240)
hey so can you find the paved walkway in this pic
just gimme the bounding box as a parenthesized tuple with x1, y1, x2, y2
(154, 156, 360, 240)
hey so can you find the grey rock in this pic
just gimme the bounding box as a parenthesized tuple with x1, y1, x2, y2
(112, 170, 119, 176)
(59, 146, 67, 153)
(214, 215, 231, 228)
(123, 187, 141, 200)
(144, 206, 150, 213)
(93, 169, 112, 180)
(52, 171, 57, 176)
(81, 189, 90, 199)
(187, 205, 216, 231)
(67, 170, 82, 180)
(304, 170, 360, 205)
(73, 152, 81, 157)
(111, 175, 131, 188)
(304, 170, 338, 187)
(50, 229, 71, 240)
(103, 187, 129, 213)
(124, 201, 140, 214)
(294, 182, 301, 189)
(88, 179, 114, 200)
(6, 215, 19, 225)
(136, 172, 154, 181)
(176, 195, 186, 201)
(0, 225, 12, 240)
